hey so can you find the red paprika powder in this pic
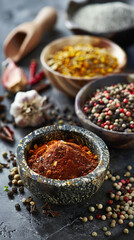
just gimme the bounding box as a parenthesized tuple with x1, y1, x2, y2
(27, 140, 98, 180)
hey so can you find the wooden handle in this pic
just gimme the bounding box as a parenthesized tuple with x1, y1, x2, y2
(33, 6, 57, 32)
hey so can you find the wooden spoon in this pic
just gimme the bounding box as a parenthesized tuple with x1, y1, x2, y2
(4, 7, 57, 62)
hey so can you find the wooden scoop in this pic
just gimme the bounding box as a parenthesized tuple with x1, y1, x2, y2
(4, 7, 57, 62)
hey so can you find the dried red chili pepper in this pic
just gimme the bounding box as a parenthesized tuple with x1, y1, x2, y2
(29, 59, 37, 80)
(28, 70, 45, 85)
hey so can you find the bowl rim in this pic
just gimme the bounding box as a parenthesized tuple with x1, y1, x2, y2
(17, 124, 109, 187)
(40, 35, 127, 81)
(75, 73, 134, 136)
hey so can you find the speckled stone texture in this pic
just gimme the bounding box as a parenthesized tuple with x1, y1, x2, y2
(17, 125, 109, 204)
(0, 0, 134, 240)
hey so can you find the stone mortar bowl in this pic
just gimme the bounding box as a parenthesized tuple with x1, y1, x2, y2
(75, 73, 134, 149)
(17, 125, 109, 205)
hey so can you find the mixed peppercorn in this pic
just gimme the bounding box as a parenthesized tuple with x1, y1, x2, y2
(83, 82, 134, 132)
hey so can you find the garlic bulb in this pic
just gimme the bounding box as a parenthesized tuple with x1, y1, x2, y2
(10, 90, 49, 127)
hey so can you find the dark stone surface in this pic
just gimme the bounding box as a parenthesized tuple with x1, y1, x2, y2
(0, 0, 134, 239)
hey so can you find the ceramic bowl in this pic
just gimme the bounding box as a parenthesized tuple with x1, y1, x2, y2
(75, 73, 134, 149)
(40, 35, 127, 98)
(66, 0, 134, 47)
(17, 125, 109, 205)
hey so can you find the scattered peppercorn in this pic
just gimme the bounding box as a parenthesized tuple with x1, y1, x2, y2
(89, 206, 95, 212)
(19, 186, 24, 193)
(8, 181, 12, 186)
(12, 160, 17, 167)
(80, 217, 88, 223)
(17, 180, 23, 186)
(105, 231, 111, 236)
(12, 187, 18, 194)
(0, 164, 2, 171)
(128, 222, 134, 227)
(7, 190, 14, 199)
(15, 203, 21, 211)
(8, 174, 13, 180)
(89, 215, 93, 221)
(123, 228, 129, 234)
(2, 152, 7, 158)
(96, 203, 103, 209)
(102, 226, 107, 232)
(91, 231, 98, 237)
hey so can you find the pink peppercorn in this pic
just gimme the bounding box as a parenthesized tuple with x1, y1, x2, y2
(125, 111, 131, 117)
(123, 98, 128, 104)
(104, 90, 109, 94)
(105, 121, 110, 125)
(115, 103, 120, 107)
(108, 200, 113, 205)
(121, 179, 126, 184)
(109, 190, 114, 193)
(126, 179, 130, 184)
(128, 189, 132, 193)
(124, 196, 129, 202)
(96, 214, 102, 219)
(84, 107, 88, 112)
(120, 108, 124, 113)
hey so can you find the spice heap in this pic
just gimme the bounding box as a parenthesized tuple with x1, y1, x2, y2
(27, 140, 98, 180)
(47, 43, 118, 78)
(83, 82, 134, 132)
(80, 165, 134, 237)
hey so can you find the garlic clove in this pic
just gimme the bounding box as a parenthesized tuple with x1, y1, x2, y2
(10, 103, 22, 117)
(1, 60, 27, 93)
(14, 115, 28, 127)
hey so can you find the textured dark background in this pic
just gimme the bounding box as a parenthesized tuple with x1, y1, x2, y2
(0, 0, 134, 239)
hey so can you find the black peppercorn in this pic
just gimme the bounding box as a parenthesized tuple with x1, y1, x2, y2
(8, 174, 13, 180)
(12, 187, 18, 194)
(8, 181, 12, 186)
(12, 160, 17, 167)
(15, 203, 21, 211)
(7, 191, 14, 199)
(19, 186, 24, 193)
